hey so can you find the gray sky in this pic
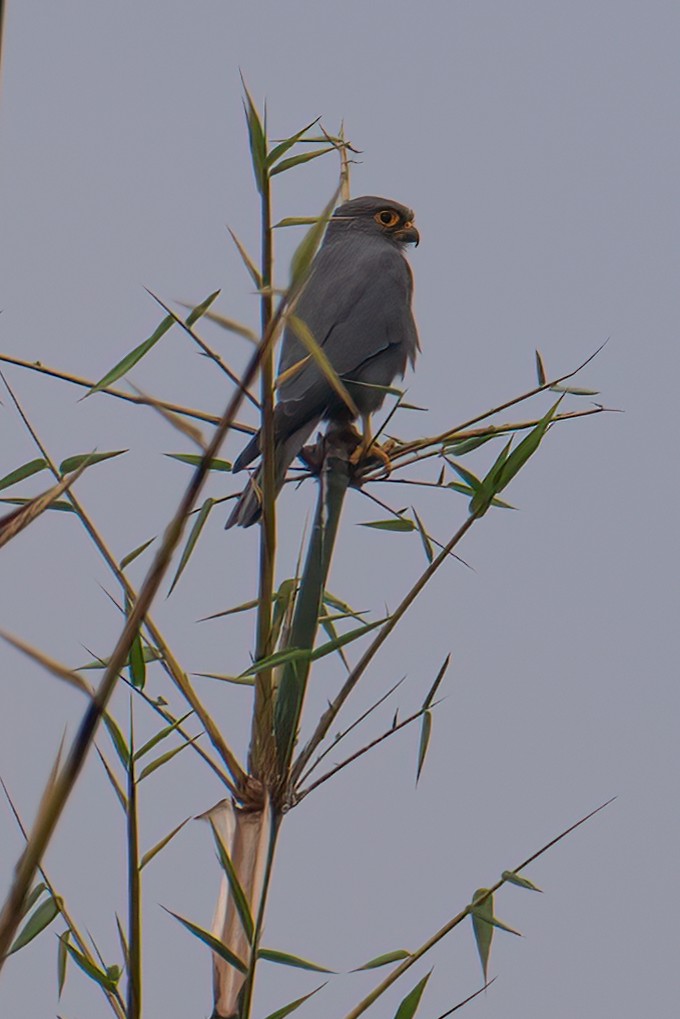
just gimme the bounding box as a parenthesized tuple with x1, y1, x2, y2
(1, 2, 678, 1017)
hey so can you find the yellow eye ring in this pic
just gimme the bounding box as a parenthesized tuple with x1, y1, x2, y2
(375, 210, 400, 228)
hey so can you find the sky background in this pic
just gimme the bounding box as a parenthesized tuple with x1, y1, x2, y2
(0, 2, 678, 1017)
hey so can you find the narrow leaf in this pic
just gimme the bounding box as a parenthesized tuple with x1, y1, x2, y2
(95, 746, 127, 811)
(394, 971, 432, 1019)
(501, 870, 542, 892)
(57, 930, 70, 997)
(416, 710, 432, 784)
(128, 631, 146, 689)
(138, 736, 198, 782)
(360, 518, 415, 532)
(8, 895, 61, 954)
(88, 314, 175, 394)
(64, 941, 118, 992)
(59, 450, 127, 475)
(0, 458, 48, 492)
(270, 146, 334, 176)
(168, 497, 214, 595)
(261, 983, 327, 1019)
(550, 384, 600, 396)
(241, 78, 267, 193)
(412, 508, 433, 563)
(535, 349, 547, 385)
(164, 908, 247, 973)
(209, 819, 255, 943)
(471, 889, 494, 981)
(165, 453, 232, 471)
(266, 117, 321, 166)
(120, 536, 155, 570)
(134, 711, 193, 760)
(102, 712, 130, 769)
(447, 461, 482, 491)
(423, 654, 451, 710)
(289, 190, 339, 289)
(185, 288, 221, 326)
(258, 948, 334, 973)
(444, 435, 493, 456)
(287, 315, 358, 416)
(20, 883, 47, 920)
(140, 817, 190, 870)
(354, 949, 411, 971)
(227, 227, 262, 288)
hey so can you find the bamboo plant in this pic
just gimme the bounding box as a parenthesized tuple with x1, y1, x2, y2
(0, 87, 611, 1019)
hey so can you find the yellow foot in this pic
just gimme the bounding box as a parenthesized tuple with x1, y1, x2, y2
(349, 438, 394, 476)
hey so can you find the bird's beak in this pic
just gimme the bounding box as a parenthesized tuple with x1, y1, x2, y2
(395, 221, 420, 247)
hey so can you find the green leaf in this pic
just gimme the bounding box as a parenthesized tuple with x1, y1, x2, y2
(194, 672, 255, 685)
(274, 216, 325, 228)
(64, 941, 119, 992)
(0, 496, 75, 513)
(168, 496, 214, 595)
(424, 654, 450, 710)
(242, 618, 385, 676)
(444, 435, 493, 456)
(241, 77, 267, 194)
(471, 889, 494, 981)
(185, 289, 221, 326)
(198, 598, 259, 622)
(261, 983, 327, 1019)
(446, 461, 482, 491)
(209, 819, 255, 944)
(57, 930, 70, 997)
(140, 817, 190, 870)
(95, 746, 128, 811)
(354, 949, 411, 971)
(138, 737, 198, 782)
(20, 882, 47, 920)
(270, 147, 334, 176)
(0, 458, 48, 492)
(88, 314, 175, 394)
(102, 712, 130, 769)
(501, 870, 542, 892)
(550, 384, 600, 396)
(535, 349, 547, 385)
(8, 894, 61, 954)
(227, 228, 262, 289)
(412, 508, 433, 563)
(78, 646, 163, 671)
(128, 631, 146, 689)
(394, 971, 432, 1019)
(164, 908, 247, 972)
(287, 315, 358, 416)
(360, 518, 415, 532)
(266, 117, 321, 166)
(59, 450, 127, 475)
(416, 711, 432, 784)
(134, 711, 193, 760)
(120, 536, 155, 570)
(289, 190, 339, 289)
(258, 948, 334, 973)
(165, 453, 232, 471)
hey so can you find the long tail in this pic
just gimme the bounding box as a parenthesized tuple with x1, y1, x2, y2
(225, 421, 319, 528)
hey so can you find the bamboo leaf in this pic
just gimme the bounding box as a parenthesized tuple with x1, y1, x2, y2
(59, 450, 127, 475)
(447, 461, 482, 491)
(415, 710, 432, 784)
(444, 435, 493, 456)
(360, 518, 415, 532)
(128, 631, 146, 689)
(134, 711, 193, 760)
(120, 536, 155, 570)
(412, 508, 433, 563)
(20, 883, 47, 920)
(95, 746, 128, 811)
(0, 458, 48, 492)
(163, 908, 247, 973)
(550, 384, 600, 396)
(471, 890, 493, 981)
(165, 453, 232, 471)
(270, 147, 334, 176)
(243, 618, 385, 676)
(258, 948, 334, 973)
(88, 314, 175, 394)
(241, 77, 267, 194)
(137, 736, 198, 782)
(140, 817, 190, 870)
(57, 930, 69, 997)
(287, 315, 358, 416)
(535, 349, 547, 386)
(501, 870, 542, 892)
(227, 228, 262, 288)
(198, 308, 259, 344)
(261, 983, 327, 1019)
(209, 819, 255, 944)
(185, 289, 221, 326)
(168, 497, 214, 595)
(64, 941, 119, 992)
(78, 646, 163, 671)
(8, 894, 61, 954)
(198, 598, 258, 622)
(394, 971, 432, 1019)
(274, 216, 326, 228)
(102, 712, 130, 769)
(354, 949, 411, 971)
(289, 190, 339, 289)
(193, 672, 255, 686)
(266, 117, 321, 166)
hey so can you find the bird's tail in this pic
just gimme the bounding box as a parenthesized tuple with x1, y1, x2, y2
(225, 420, 319, 529)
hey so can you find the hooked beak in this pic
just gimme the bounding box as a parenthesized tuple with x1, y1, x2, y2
(395, 221, 420, 246)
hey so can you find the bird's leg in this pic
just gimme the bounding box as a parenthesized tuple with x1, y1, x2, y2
(349, 414, 393, 475)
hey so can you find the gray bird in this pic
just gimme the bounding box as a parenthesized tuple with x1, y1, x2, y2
(226, 195, 420, 528)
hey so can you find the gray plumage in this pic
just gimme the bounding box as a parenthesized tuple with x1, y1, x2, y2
(226, 195, 420, 528)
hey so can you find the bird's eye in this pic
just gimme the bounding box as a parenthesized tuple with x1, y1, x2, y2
(375, 210, 400, 228)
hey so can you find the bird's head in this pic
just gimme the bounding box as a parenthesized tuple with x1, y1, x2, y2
(330, 195, 419, 247)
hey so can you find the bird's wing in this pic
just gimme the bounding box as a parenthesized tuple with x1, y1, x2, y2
(278, 242, 416, 420)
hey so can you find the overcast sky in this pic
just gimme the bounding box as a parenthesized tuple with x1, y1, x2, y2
(1, 3, 678, 1018)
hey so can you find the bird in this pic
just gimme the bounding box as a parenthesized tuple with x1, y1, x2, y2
(226, 194, 420, 528)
